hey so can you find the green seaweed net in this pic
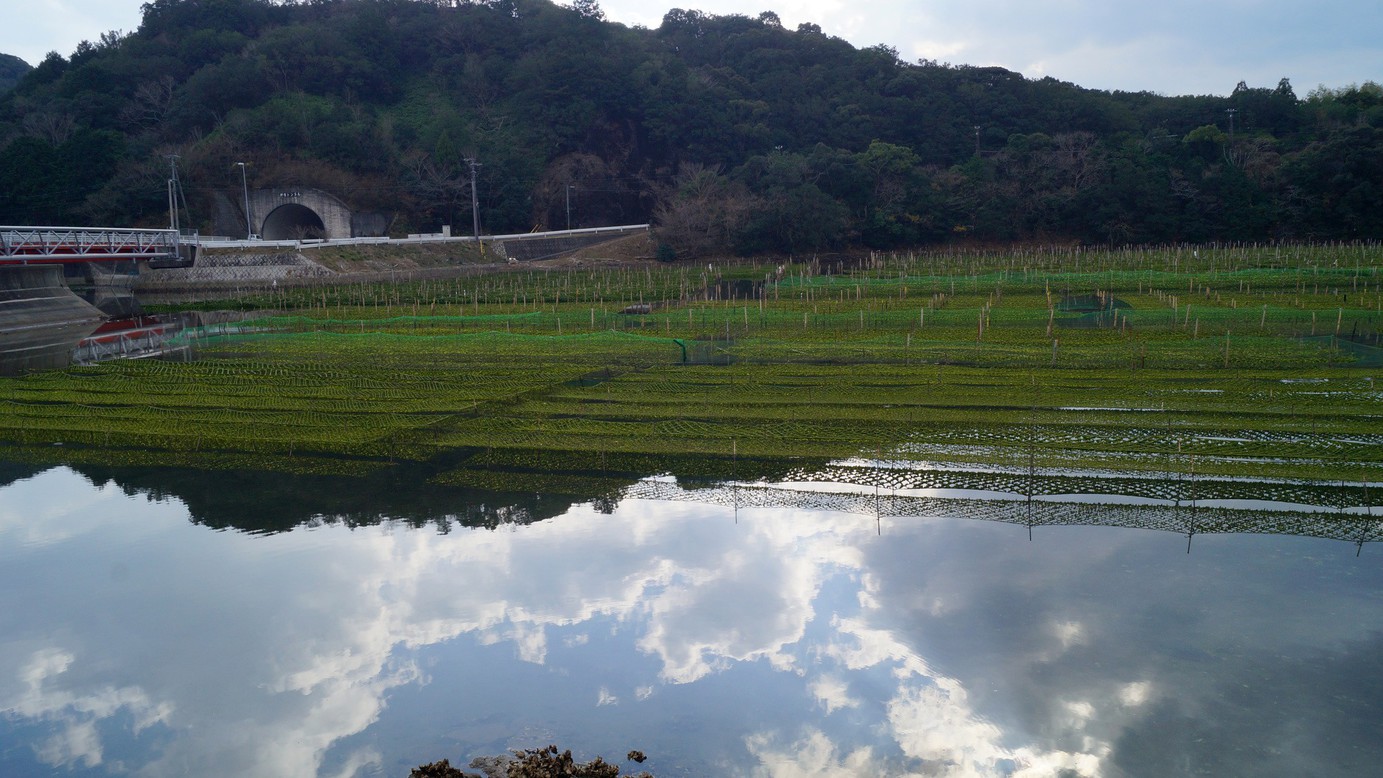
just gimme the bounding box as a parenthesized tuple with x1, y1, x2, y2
(6, 245, 1383, 503)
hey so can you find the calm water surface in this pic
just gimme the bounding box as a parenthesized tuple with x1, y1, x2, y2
(1, 466, 1381, 777)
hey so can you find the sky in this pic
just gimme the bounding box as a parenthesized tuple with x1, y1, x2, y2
(2, 0, 1379, 96)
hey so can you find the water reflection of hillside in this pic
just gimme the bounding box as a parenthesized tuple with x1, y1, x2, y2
(65, 464, 585, 534)
(0, 463, 47, 487)
(53, 456, 1383, 549)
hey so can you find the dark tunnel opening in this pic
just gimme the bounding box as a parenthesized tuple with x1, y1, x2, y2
(261, 204, 327, 240)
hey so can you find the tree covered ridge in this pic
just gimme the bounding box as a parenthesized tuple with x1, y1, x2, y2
(0, 53, 31, 95)
(0, 0, 1379, 252)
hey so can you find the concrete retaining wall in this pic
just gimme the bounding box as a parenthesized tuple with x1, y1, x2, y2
(134, 252, 334, 291)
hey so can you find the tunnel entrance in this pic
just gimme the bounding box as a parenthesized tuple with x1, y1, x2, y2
(261, 203, 327, 240)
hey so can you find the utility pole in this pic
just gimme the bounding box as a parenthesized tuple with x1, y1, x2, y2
(236, 162, 252, 240)
(974, 125, 981, 157)
(166, 155, 181, 233)
(1225, 108, 1236, 140)
(466, 157, 482, 240)
(565, 184, 574, 230)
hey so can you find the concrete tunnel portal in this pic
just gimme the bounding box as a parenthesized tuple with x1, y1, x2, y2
(245, 189, 356, 241)
(260, 203, 327, 240)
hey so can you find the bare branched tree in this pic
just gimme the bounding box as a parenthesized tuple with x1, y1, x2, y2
(120, 76, 177, 132)
(651, 164, 756, 259)
(23, 111, 76, 145)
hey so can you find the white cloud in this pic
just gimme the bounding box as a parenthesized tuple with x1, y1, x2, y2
(3, 647, 174, 771)
(745, 728, 878, 777)
(36, 719, 103, 770)
(1054, 620, 1087, 650)
(887, 682, 1008, 773)
(1118, 681, 1153, 707)
(809, 675, 859, 715)
(1061, 699, 1097, 728)
(324, 749, 383, 778)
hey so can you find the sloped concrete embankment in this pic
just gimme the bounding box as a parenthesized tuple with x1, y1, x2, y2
(0, 266, 105, 373)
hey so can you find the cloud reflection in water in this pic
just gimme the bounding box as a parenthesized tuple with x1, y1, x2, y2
(2, 468, 1381, 777)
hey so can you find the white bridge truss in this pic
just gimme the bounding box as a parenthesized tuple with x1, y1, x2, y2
(0, 226, 183, 264)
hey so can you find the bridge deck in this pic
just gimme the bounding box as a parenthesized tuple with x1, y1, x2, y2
(0, 226, 182, 264)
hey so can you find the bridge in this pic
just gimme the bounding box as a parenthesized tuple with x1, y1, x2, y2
(0, 226, 192, 266)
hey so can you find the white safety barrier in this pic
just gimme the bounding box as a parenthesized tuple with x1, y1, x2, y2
(194, 224, 649, 250)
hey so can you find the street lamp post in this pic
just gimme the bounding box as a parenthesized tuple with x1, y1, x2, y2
(236, 162, 252, 240)
(566, 184, 574, 230)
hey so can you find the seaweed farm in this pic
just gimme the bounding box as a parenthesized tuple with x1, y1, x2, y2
(4, 244, 1383, 498)
(4, 245, 1383, 778)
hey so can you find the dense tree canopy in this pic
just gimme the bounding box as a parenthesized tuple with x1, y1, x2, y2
(0, 0, 1378, 254)
(0, 53, 30, 95)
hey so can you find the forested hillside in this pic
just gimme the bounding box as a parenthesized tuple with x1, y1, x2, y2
(0, 53, 30, 95)
(1, 0, 1380, 254)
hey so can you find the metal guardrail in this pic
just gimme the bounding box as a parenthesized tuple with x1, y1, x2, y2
(194, 224, 649, 250)
(0, 223, 644, 265)
(0, 226, 183, 263)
